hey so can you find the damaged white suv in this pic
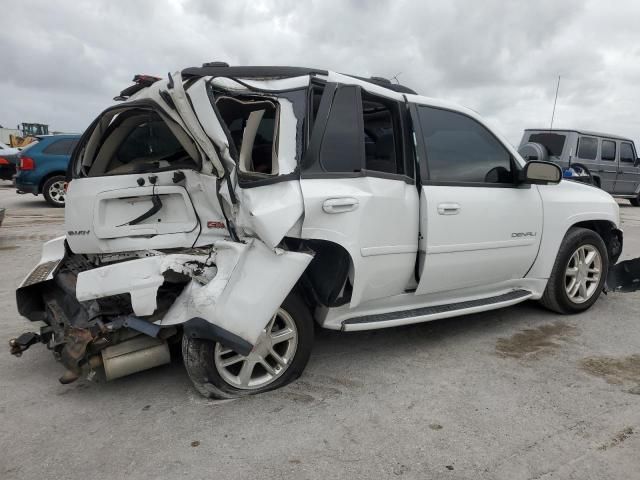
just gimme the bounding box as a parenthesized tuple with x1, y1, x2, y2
(12, 64, 628, 398)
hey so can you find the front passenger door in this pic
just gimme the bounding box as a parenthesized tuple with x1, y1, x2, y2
(412, 105, 543, 295)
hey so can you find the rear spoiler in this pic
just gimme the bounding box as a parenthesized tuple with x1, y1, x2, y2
(114, 75, 162, 101)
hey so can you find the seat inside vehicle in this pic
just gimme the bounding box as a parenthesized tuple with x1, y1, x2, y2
(87, 109, 199, 176)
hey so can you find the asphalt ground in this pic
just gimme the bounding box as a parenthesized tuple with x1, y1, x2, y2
(1, 180, 639, 479)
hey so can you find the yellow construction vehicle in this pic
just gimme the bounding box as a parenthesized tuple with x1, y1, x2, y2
(8, 123, 49, 148)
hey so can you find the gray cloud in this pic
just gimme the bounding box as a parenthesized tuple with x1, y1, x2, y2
(1, 0, 638, 145)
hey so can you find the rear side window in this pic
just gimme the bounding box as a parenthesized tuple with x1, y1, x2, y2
(577, 137, 597, 160)
(217, 96, 279, 175)
(43, 138, 78, 155)
(529, 133, 566, 157)
(417, 106, 513, 184)
(362, 92, 404, 175)
(319, 86, 364, 173)
(621, 142, 636, 163)
(601, 140, 616, 161)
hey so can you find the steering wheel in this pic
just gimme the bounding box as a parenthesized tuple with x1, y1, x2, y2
(565, 162, 595, 186)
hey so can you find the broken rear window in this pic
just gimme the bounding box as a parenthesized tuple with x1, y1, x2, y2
(216, 96, 279, 176)
(85, 108, 200, 177)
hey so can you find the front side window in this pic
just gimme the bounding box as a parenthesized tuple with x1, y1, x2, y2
(620, 142, 635, 163)
(43, 138, 78, 155)
(417, 106, 513, 184)
(601, 140, 616, 161)
(577, 137, 597, 160)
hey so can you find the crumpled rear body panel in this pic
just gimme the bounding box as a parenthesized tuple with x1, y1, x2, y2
(15, 72, 315, 373)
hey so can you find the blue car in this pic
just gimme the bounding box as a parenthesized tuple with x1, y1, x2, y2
(15, 134, 80, 207)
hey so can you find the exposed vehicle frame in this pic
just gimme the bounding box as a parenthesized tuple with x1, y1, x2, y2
(11, 64, 638, 398)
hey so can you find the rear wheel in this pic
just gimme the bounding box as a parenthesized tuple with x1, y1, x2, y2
(540, 227, 608, 314)
(42, 175, 66, 207)
(182, 291, 313, 399)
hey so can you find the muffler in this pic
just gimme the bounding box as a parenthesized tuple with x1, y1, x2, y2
(99, 335, 171, 381)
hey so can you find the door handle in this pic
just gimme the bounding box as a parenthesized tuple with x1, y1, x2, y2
(322, 197, 359, 214)
(437, 203, 460, 215)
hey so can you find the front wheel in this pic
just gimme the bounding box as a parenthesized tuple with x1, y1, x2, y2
(540, 227, 608, 314)
(182, 291, 314, 399)
(42, 175, 66, 207)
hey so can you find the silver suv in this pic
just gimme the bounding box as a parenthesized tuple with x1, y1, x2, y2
(519, 129, 640, 205)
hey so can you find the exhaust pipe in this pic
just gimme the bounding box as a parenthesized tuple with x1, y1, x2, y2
(99, 335, 171, 381)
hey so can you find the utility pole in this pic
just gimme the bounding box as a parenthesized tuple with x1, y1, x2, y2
(550, 75, 561, 129)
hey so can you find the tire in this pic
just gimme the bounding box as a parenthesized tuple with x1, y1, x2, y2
(42, 175, 67, 208)
(629, 196, 640, 207)
(182, 291, 314, 399)
(540, 227, 608, 314)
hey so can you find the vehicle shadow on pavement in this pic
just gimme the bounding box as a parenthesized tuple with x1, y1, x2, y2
(8, 299, 572, 404)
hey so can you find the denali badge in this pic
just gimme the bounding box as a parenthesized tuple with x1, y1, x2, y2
(67, 230, 90, 236)
(511, 232, 537, 238)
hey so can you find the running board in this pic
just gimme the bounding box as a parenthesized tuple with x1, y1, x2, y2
(341, 289, 533, 331)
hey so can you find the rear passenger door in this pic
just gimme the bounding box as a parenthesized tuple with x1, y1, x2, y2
(300, 83, 419, 307)
(598, 139, 618, 192)
(411, 103, 543, 295)
(614, 142, 639, 195)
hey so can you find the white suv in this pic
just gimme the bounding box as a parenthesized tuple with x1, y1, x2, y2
(12, 65, 625, 398)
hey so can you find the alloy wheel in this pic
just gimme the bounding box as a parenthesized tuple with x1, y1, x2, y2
(564, 244, 602, 304)
(213, 308, 298, 390)
(48, 180, 66, 206)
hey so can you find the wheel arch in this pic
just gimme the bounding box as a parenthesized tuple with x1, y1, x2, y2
(38, 171, 67, 193)
(285, 237, 355, 313)
(570, 219, 622, 264)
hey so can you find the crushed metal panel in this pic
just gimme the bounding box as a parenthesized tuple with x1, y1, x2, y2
(161, 239, 313, 346)
(165, 71, 225, 177)
(236, 180, 305, 249)
(75, 253, 215, 316)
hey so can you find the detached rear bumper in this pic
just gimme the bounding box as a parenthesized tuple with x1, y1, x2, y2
(13, 236, 313, 381)
(606, 257, 640, 292)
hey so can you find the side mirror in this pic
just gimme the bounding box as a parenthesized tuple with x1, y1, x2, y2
(522, 161, 562, 185)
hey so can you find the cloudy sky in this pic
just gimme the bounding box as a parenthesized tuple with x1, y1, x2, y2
(2, 0, 639, 145)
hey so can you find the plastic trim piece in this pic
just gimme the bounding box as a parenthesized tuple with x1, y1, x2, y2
(182, 317, 253, 356)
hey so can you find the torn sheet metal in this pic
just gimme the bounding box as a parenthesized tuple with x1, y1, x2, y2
(236, 181, 305, 249)
(76, 253, 216, 316)
(161, 239, 313, 346)
(165, 71, 226, 177)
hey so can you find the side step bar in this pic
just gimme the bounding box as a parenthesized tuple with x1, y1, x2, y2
(342, 289, 533, 331)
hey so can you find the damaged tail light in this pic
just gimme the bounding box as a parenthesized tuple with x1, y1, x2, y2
(19, 157, 35, 170)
